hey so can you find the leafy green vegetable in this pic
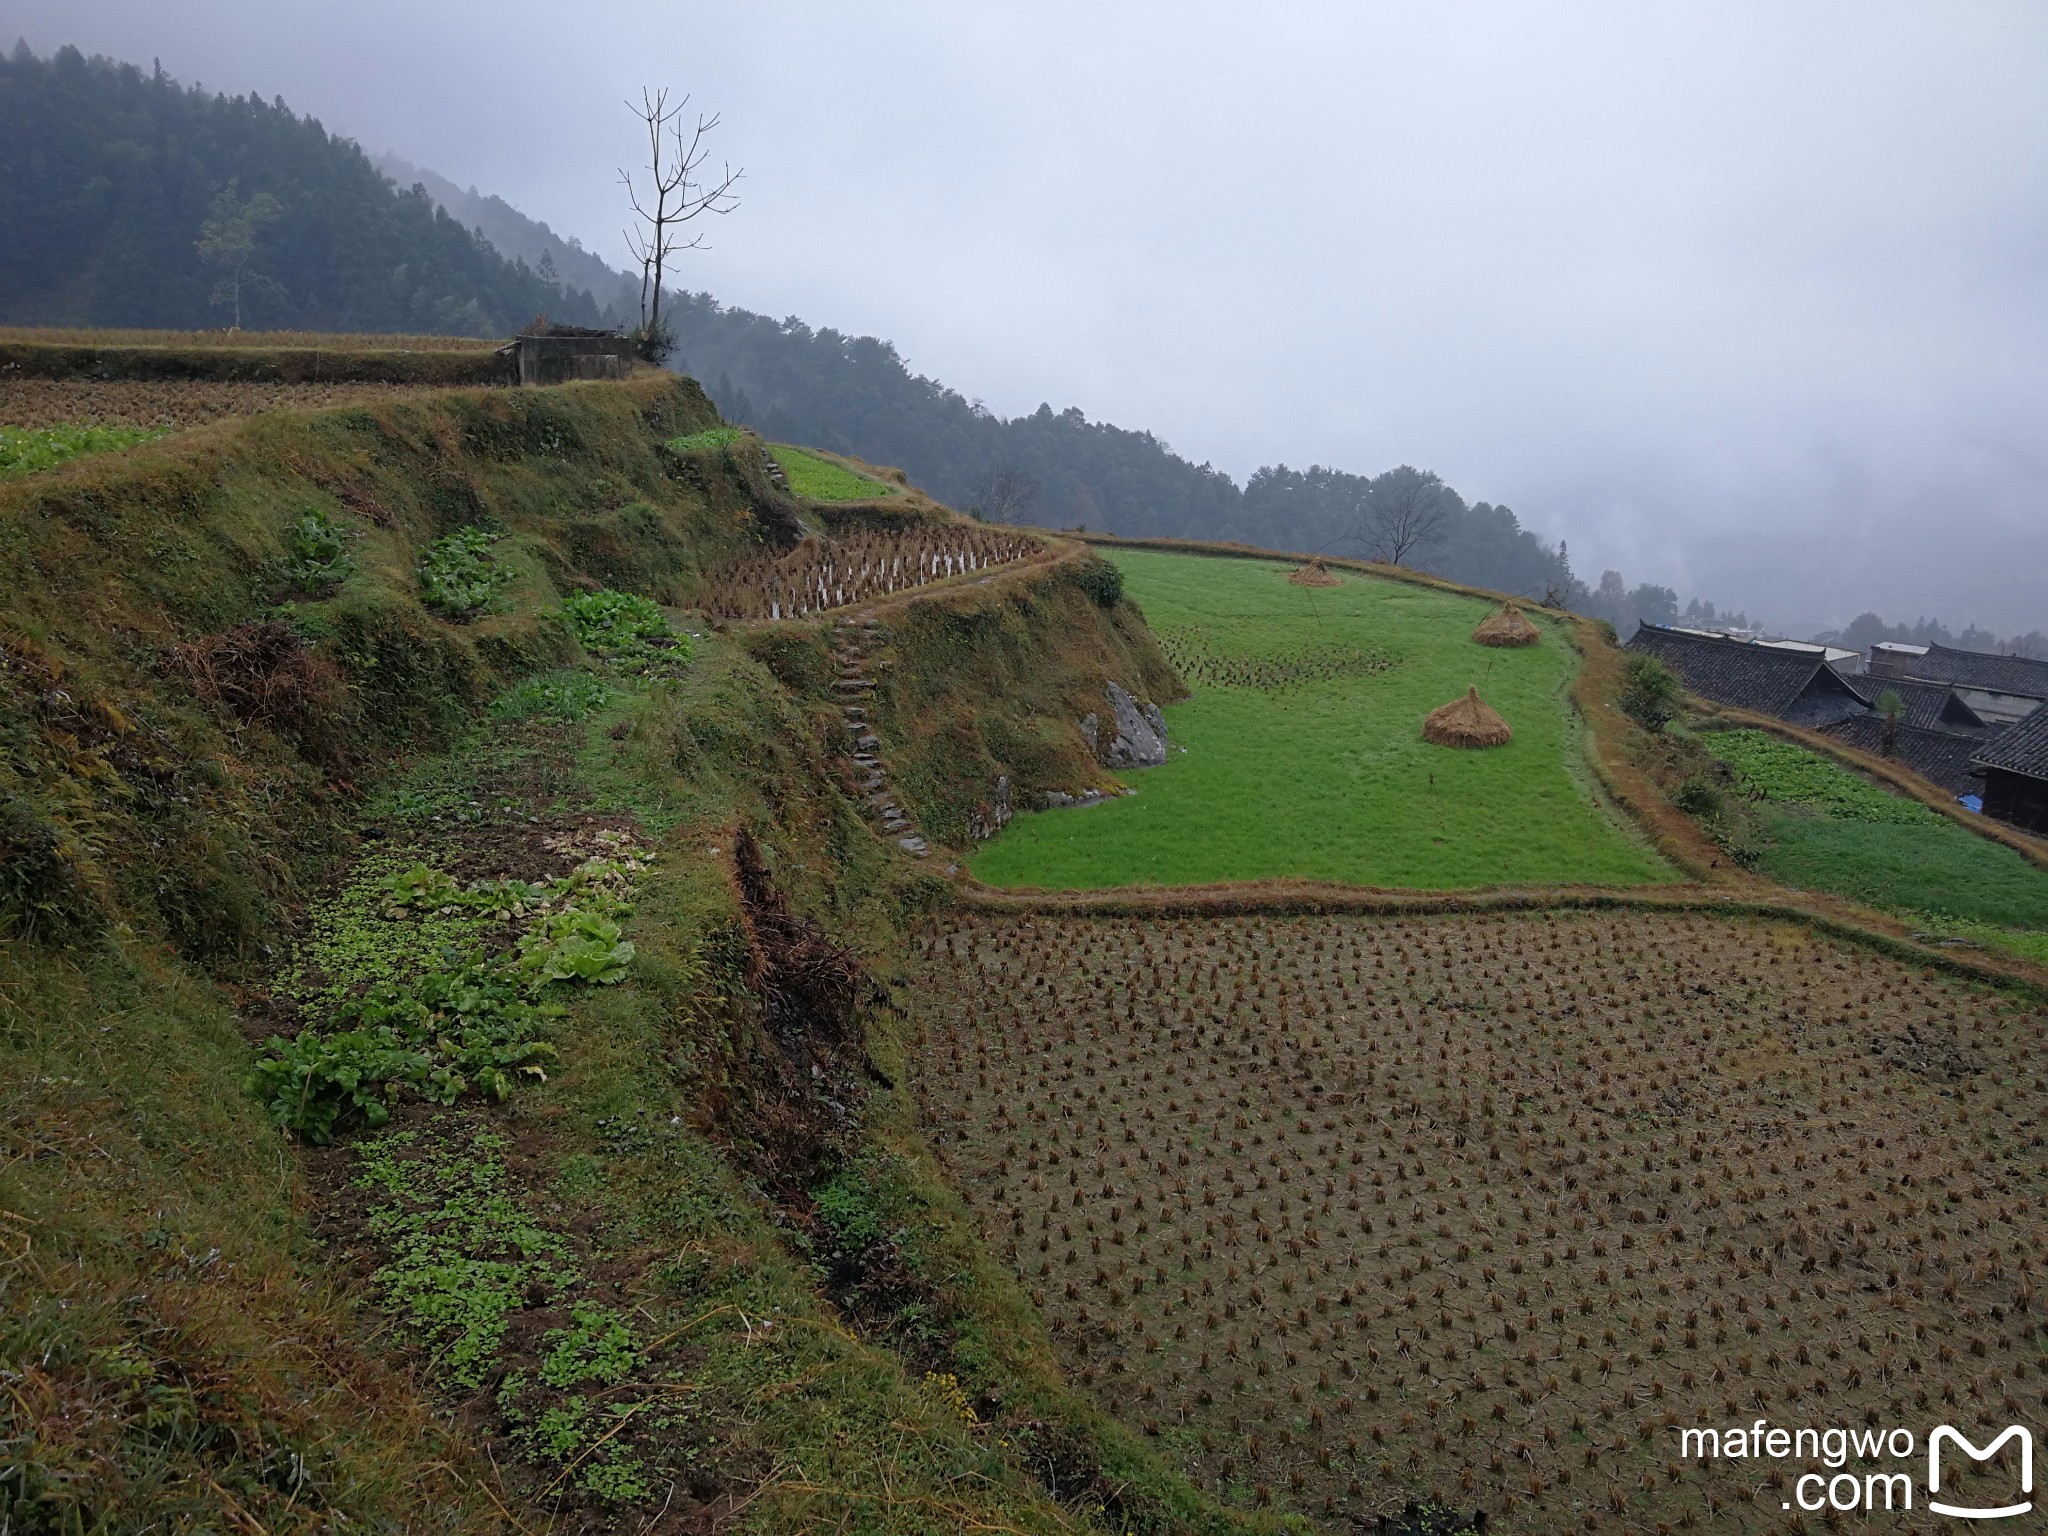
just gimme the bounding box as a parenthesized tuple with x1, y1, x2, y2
(355, 1132, 578, 1388)
(559, 589, 691, 673)
(493, 670, 613, 721)
(252, 843, 652, 1137)
(281, 507, 354, 592)
(770, 444, 892, 502)
(515, 909, 635, 987)
(247, 958, 560, 1139)
(418, 526, 515, 619)
(1701, 729, 1937, 824)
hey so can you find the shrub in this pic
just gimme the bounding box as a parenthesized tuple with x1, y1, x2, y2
(1073, 556, 1125, 608)
(558, 589, 692, 673)
(1671, 776, 1722, 816)
(418, 527, 515, 620)
(281, 507, 353, 593)
(1617, 653, 1681, 732)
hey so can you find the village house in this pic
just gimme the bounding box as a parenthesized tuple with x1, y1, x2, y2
(1625, 624, 1867, 728)
(1866, 642, 2048, 726)
(1971, 708, 2048, 834)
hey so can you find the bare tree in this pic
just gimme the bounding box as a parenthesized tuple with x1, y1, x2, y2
(621, 89, 742, 354)
(1359, 466, 1450, 568)
(973, 463, 1040, 523)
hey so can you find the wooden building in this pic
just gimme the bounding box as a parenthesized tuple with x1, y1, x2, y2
(1973, 708, 2048, 834)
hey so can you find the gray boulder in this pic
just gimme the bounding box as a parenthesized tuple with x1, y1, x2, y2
(1101, 682, 1168, 768)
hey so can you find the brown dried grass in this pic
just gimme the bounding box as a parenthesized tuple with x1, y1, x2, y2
(1287, 558, 1341, 587)
(164, 619, 355, 766)
(1422, 686, 1512, 748)
(1473, 603, 1540, 647)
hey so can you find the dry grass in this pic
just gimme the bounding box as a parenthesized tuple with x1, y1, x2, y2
(0, 326, 502, 351)
(912, 908, 2048, 1532)
(0, 377, 465, 429)
(1423, 687, 1514, 749)
(1473, 605, 1541, 648)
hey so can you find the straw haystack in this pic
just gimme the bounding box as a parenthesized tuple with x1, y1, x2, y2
(1472, 602, 1541, 647)
(1288, 558, 1341, 588)
(1423, 687, 1513, 748)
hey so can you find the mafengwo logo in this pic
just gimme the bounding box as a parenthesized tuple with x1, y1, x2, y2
(1929, 1427, 2032, 1520)
(1676, 1421, 2033, 1517)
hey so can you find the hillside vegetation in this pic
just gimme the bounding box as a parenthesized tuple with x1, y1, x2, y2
(972, 549, 1668, 891)
(1, 370, 1294, 1534)
(7, 353, 2044, 1536)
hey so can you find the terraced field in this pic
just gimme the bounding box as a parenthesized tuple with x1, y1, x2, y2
(971, 549, 1669, 891)
(912, 908, 2048, 1532)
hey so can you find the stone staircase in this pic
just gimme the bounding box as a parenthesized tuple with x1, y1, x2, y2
(830, 617, 929, 859)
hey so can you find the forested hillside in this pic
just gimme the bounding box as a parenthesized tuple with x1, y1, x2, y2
(675, 294, 1585, 600)
(0, 41, 1630, 612)
(0, 45, 601, 334)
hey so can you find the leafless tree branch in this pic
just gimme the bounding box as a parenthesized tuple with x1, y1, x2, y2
(620, 88, 743, 346)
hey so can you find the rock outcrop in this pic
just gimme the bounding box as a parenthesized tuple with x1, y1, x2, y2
(1083, 682, 1168, 769)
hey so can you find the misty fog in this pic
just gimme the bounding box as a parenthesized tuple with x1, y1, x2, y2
(16, 0, 2046, 634)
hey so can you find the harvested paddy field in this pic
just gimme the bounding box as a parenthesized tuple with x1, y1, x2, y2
(912, 908, 2048, 1533)
(971, 548, 1670, 890)
(0, 376, 468, 430)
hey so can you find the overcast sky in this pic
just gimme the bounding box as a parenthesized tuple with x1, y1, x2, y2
(19, 2, 2048, 634)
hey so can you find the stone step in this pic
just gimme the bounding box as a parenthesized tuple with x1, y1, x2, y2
(832, 679, 875, 692)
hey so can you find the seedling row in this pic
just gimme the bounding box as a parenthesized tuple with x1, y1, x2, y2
(910, 910, 2048, 1531)
(705, 526, 1041, 622)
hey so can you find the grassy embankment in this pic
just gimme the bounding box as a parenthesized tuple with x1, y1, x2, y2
(0, 423, 168, 475)
(972, 547, 1670, 890)
(1698, 726, 2048, 961)
(0, 374, 1294, 1534)
(771, 442, 902, 502)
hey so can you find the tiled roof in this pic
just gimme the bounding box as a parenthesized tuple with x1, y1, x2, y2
(1845, 675, 1989, 734)
(1821, 715, 1988, 796)
(1973, 706, 2048, 783)
(1897, 644, 2048, 700)
(1626, 624, 1865, 725)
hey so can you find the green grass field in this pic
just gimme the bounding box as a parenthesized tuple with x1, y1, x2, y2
(1702, 728, 2048, 937)
(0, 423, 167, 476)
(970, 549, 1671, 890)
(770, 443, 893, 501)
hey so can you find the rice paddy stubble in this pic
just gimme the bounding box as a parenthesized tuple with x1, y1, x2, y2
(912, 908, 2048, 1531)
